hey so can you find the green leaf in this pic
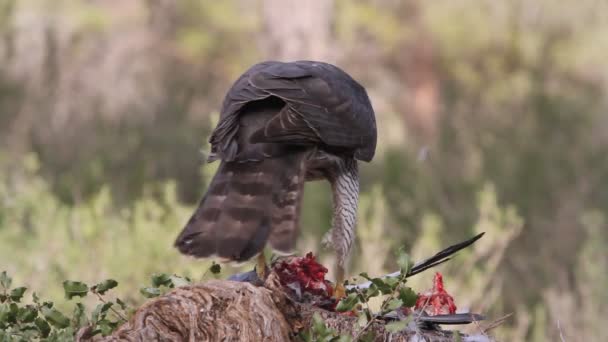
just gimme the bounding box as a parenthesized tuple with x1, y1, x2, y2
(311, 312, 333, 337)
(398, 287, 418, 307)
(364, 284, 379, 298)
(92, 279, 118, 295)
(17, 305, 38, 323)
(32, 292, 40, 304)
(73, 303, 89, 328)
(384, 277, 400, 290)
(210, 262, 221, 275)
(140, 287, 161, 298)
(151, 274, 172, 288)
(335, 293, 359, 312)
(298, 330, 312, 342)
(336, 334, 353, 342)
(41, 301, 54, 309)
(384, 299, 403, 312)
(370, 278, 392, 294)
(10, 287, 27, 302)
(359, 272, 372, 280)
(0, 271, 11, 290)
(97, 319, 118, 336)
(41, 306, 70, 329)
(6, 303, 19, 323)
(169, 275, 190, 288)
(99, 302, 113, 315)
(46, 327, 78, 341)
(396, 248, 413, 276)
(0, 303, 13, 326)
(91, 302, 113, 323)
(385, 320, 409, 332)
(115, 298, 127, 310)
(34, 317, 51, 338)
(63, 280, 89, 299)
(17, 322, 40, 339)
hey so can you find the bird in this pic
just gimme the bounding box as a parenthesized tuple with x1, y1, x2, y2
(174, 60, 377, 297)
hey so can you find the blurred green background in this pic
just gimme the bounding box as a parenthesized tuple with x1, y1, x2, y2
(1, 0, 607, 340)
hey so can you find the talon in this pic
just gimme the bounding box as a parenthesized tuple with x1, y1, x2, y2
(256, 253, 268, 280)
(334, 283, 346, 299)
(333, 265, 346, 299)
(256, 266, 266, 280)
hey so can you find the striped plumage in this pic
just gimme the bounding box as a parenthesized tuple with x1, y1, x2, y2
(175, 61, 376, 276)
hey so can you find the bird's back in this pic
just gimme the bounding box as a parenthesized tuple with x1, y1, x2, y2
(209, 60, 376, 163)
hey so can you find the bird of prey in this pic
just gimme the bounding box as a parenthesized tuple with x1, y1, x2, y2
(174, 60, 377, 296)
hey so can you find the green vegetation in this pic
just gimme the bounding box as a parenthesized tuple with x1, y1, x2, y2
(1, 270, 125, 341)
(1, 0, 607, 340)
(0, 268, 219, 341)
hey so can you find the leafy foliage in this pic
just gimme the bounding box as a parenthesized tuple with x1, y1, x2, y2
(1, 271, 78, 341)
(0, 271, 150, 340)
(0, 268, 210, 340)
(139, 272, 196, 298)
(92, 280, 118, 295)
(63, 281, 88, 300)
(209, 262, 222, 275)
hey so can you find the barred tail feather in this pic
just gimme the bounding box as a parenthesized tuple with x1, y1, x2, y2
(174, 151, 307, 262)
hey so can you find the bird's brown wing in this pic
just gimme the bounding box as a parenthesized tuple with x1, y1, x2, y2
(209, 61, 377, 163)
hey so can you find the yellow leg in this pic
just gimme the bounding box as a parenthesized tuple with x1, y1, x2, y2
(256, 253, 267, 280)
(334, 265, 346, 299)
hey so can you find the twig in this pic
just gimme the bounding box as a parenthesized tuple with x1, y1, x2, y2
(352, 314, 376, 341)
(353, 281, 408, 341)
(94, 292, 128, 322)
(473, 315, 489, 338)
(413, 282, 435, 327)
(483, 313, 513, 333)
(351, 286, 377, 341)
